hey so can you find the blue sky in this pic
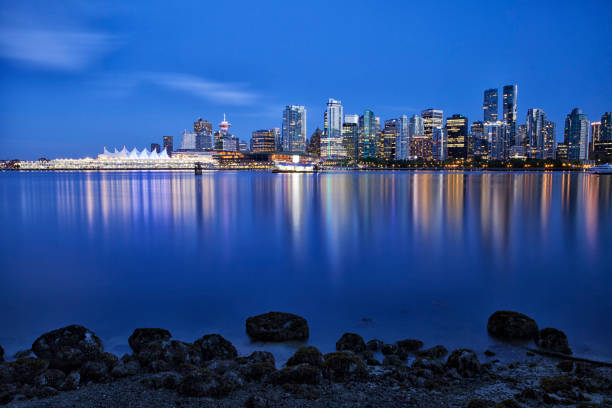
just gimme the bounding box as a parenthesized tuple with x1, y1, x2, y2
(0, 0, 610, 159)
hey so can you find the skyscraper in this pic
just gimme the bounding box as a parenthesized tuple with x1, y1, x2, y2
(162, 136, 173, 156)
(543, 121, 556, 160)
(194, 117, 214, 150)
(344, 114, 359, 125)
(526, 108, 546, 159)
(422, 109, 444, 140)
(483, 88, 498, 122)
(359, 110, 377, 159)
(409, 114, 424, 138)
(180, 129, 197, 150)
(150, 143, 161, 153)
(471, 121, 487, 159)
(273, 127, 281, 151)
(564, 108, 590, 161)
(342, 122, 358, 160)
(282, 105, 307, 153)
(250, 129, 276, 152)
(432, 126, 446, 161)
(396, 115, 409, 160)
(485, 122, 509, 160)
(321, 98, 345, 158)
(379, 119, 396, 160)
(593, 112, 612, 161)
(502, 85, 518, 145)
(601, 112, 612, 142)
(445, 114, 468, 159)
(306, 128, 322, 157)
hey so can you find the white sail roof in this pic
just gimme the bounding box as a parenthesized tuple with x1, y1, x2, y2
(98, 146, 172, 160)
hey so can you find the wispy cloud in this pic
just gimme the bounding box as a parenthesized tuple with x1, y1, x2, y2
(143, 73, 258, 106)
(0, 27, 116, 70)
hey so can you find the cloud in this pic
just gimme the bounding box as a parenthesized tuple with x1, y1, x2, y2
(143, 73, 259, 106)
(0, 27, 116, 70)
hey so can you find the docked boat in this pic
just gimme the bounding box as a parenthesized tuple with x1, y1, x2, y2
(272, 162, 317, 173)
(587, 164, 612, 174)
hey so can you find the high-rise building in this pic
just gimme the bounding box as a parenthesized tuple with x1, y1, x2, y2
(193, 117, 214, 150)
(432, 126, 446, 161)
(273, 128, 281, 151)
(344, 114, 359, 125)
(321, 98, 345, 158)
(359, 110, 377, 159)
(342, 122, 359, 160)
(483, 88, 498, 122)
(194, 118, 213, 134)
(526, 108, 546, 159)
(396, 115, 410, 160)
(150, 143, 161, 153)
(422, 109, 444, 140)
(601, 112, 612, 142)
(306, 128, 321, 157)
(516, 124, 527, 147)
(502, 85, 518, 145)
(282, 105, 307, 153)
(445, 114, 468, 159)
(591, 122, 602, 143)
(592, 112, 612, 162)
(180, 130, 197, 150)
(379, 119, 396, 160)
(250, 129, 276, 152)
(471, 121, 487, 160)
(409, 114, 424, 138)
(543, 121, 556, 160)
(485, 121, 509, 160)
(564, 108, 590, 161)
(410, 136, 434, 160)
(163, 136, 173, 156)
(239, 140, 248, 152)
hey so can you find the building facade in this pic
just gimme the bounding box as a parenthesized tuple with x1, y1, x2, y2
(543, 121, 556, 159)
(321, 98, 345, 158)
(422, 109, 444, 140)
(564, 108, 590, 161)
(379, 119, 397, 160)
(282, 105, 307, 153)
(396, 115, 410, 160)
(483, 88, 498, 122)
(445, 114, 468, 159)
(163, 136, 173, 156)
(359, 110, 378, 159)
(526, 108, 546, 159)
(342, 122, 359, 160)
(250, 129, 276, 152)
(502, 85, 518, 145)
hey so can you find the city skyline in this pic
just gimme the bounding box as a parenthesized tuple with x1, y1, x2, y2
(0, 0, 611, 159)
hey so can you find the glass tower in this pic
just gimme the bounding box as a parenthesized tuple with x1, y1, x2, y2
(321, 98, 344, 158)
(502, 85, 518, 145)
(359, 110, 377, 159)
(483, 88, 498, 123)
(282, 105, 307, 153)
(564, 108, 590, 161)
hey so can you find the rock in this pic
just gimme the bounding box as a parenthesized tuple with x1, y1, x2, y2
(540, 375, 574, 394)
(142, 371, 183, 390)
(358, 350, 380, 366)
(382, 344, 398, 355)
(495, 400, 521, 408)
(335, 333, 366, 353)
(178, 369, 228, 398)
(366, 339, 383, 351)
(34, 386, 58, 398)
(445, 349, 480, 377)
(239, 362, 276, 382)
(80, 360, 110, 382)
(34, 369, 65, 388)
(60, 371, 80, 391)
(484, 350, 496, 357)
(10, 358, 49, 384)
(237, 351, 275, 366)
(0, 345, 3, 363)
(162, 340, 202, 367)
(486, 311, 538, 340)
(111, 360, 141, 378)
(268, 364, 322, 385)
(0, 363, 15, 384)
(149, 359, 171, 373)
(245, 395, 269, 408)
(516, 387, 540, 400)
(396, 339, 424, 352)
(557, 360, 574, 372)
(194, 334, 237, 361)
(14, 350, 33, 359)
(412, 357, 445, 375)
(467, 399, 495, 408)
(128, 328, 171, 364)
(286, 346, 323, 367)
(322, 352, 367, 382)
(280, 383, 321, 399)
(32, 325, 104, 371)
(245, 312, 309, 342)
(417, 345, 448, 360)
(382, 355, 403, 366)
(535, 328, 572, 354)
(206, 360, 240, 376)
(0, 384, 17, 405)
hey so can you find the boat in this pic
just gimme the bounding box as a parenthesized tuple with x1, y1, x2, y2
(587, 164, 612, 174)
(272, 162, 317, 173)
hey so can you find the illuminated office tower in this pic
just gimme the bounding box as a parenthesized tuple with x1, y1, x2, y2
(321, 98, 345, 158)
(485, 121, 509, 160)
(342, 122, 359, 159)
(162, 136, 173, 156)
(432, 126, 446, 160)
(543, 121, 556, 160)
(395, 114, 410, 160)
(150, 143, 161, 153)
(250, 129, 276, 152)
(359, 110, 377, 159)
(409, 114, 424, 138)
(517, 124, 527, 147)
(502, 85, 518, 145)
(471, 121, 488, 160)
(526, 108, 546, 159)
(344, 114, 359, 125)
(602, 112, 612, 141)
(483, 88, 498, 122)
(194, 117, 214, 150)
(592, 112, 612, 161)
(282, 105, 307, 152)
(422, 109, 444, 140)
(180, 129, 197, 150)
(379, 119, 396, 160)
(564, 108, 589, 161)
(445, 114, 468, 159)
(273, 127, 281, 151)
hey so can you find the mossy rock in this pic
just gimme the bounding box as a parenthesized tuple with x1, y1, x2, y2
(535, 328, 572, 354)
(10, 358, 49, 384)
(286, 346, 323, 367)
(194, 334, 237, 361)
(128, 328, 171, 353)
(416, 345, 448, 360)
(323, 352, 367, 382)
(32, 325, 104, 370)
(268, 364, 322, 385)
(335, 333, 366, 353)
(366, 339, 383, 351)
(487, 311, 538, 340)
(246, 312, 309, 342)
(445, 348, 480, 377)
(239, 362, 276, 382)
(396, 339, 424, 352)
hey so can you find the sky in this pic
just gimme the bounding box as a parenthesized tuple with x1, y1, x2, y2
(0, 0, 610, 160)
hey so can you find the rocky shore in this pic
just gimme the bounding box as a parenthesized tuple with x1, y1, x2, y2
(1, 311, 611, 407)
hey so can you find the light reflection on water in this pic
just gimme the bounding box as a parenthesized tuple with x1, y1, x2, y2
(0, 171, 611, 362)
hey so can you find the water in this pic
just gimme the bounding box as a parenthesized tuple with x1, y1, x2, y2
(1, 171, 611, 363)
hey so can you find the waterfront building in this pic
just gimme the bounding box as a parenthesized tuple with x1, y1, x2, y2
(273, 128, 282, 151)
(150, 143, 161, 153)
(471, 121, 487, 160)
(502, 85, 518, 145)
(556, 143, 569, 161)
(592, 112, 612, 162)
(410, 136, 433, 160)
(396, 114, 410, 160)
(526, 108, 546, 159)
(564, 108, 590, 161)
(180, 130, 197, 150)
(422, 109, 444, 140)
(250, 129, 276, 152)
(321, 98, 345, 158)
(445, 114, 468, 159)
(590, 122, 601, 158)
(306, 128, 321, 157)
(517, 124, 527, 147)
(483, 88, 498, 122)
(485, 121, 509, 160)
(379, 119, 397, 160)
(163, 136, 174, 156)
(239, 140, 249, 153)
(543, 121, 556, 159)
(194, 117, 214, 150)
(359, 110, 378, 159)
(344, 114, 359, 125)
(222, 136, 239, 152)
(194, 118, 213, 134)
(342, 122, 359, 160)
(602, 112, 612, 141)
(282, 105, 307, 152)
(214, 131, 224, 150)
(432, 126, 446, 161)
(409, 114, 424, 139)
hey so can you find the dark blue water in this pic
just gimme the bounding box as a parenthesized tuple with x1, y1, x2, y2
(1, 171, 611, 363)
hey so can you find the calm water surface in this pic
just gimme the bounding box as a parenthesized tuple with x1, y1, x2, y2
(1, 171, 611, 362)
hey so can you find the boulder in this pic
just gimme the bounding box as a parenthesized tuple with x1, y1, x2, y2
(335, 333, 366, 353)
(484, 350, 495, 357)
(286, 346, 323, 367)
(396, 339, 424, 352)
(535, 328, 572, 354)
(9, 358, 49, 384)
(486, 311, 538, 340)
(0, 364, 14, 385)
(14, 350, 33, 359)
(358, 350, 380, 366)
(0, 384, 17, 405)
(382, 344, 398, 355)
(34, 369, 66, 389)
(268, 364, 322, 385)
(322, 352, 367, 382)
(162, 340, 202, 367)
(0, 345, 3, 363)
(366, 339, 383, 351)
(246, 312, 309, 342)
(412, 357, 445, 375)
(142, 371, 183, 390)
(236, 351, 275, 366)
(445, 349, 480, 377)
(177, 368, 241, 398)
(416, 345, 448, 360)
(60, 371, 80, 391)
(382, 355, 403, 367)
(128, 328, 171, 363)
(111, 360, 141, 378)
(32, 325, 104, 370)
(194, 334, 237, 361)
(239, 362, 276, 382)
(80, 360, 110, 382)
